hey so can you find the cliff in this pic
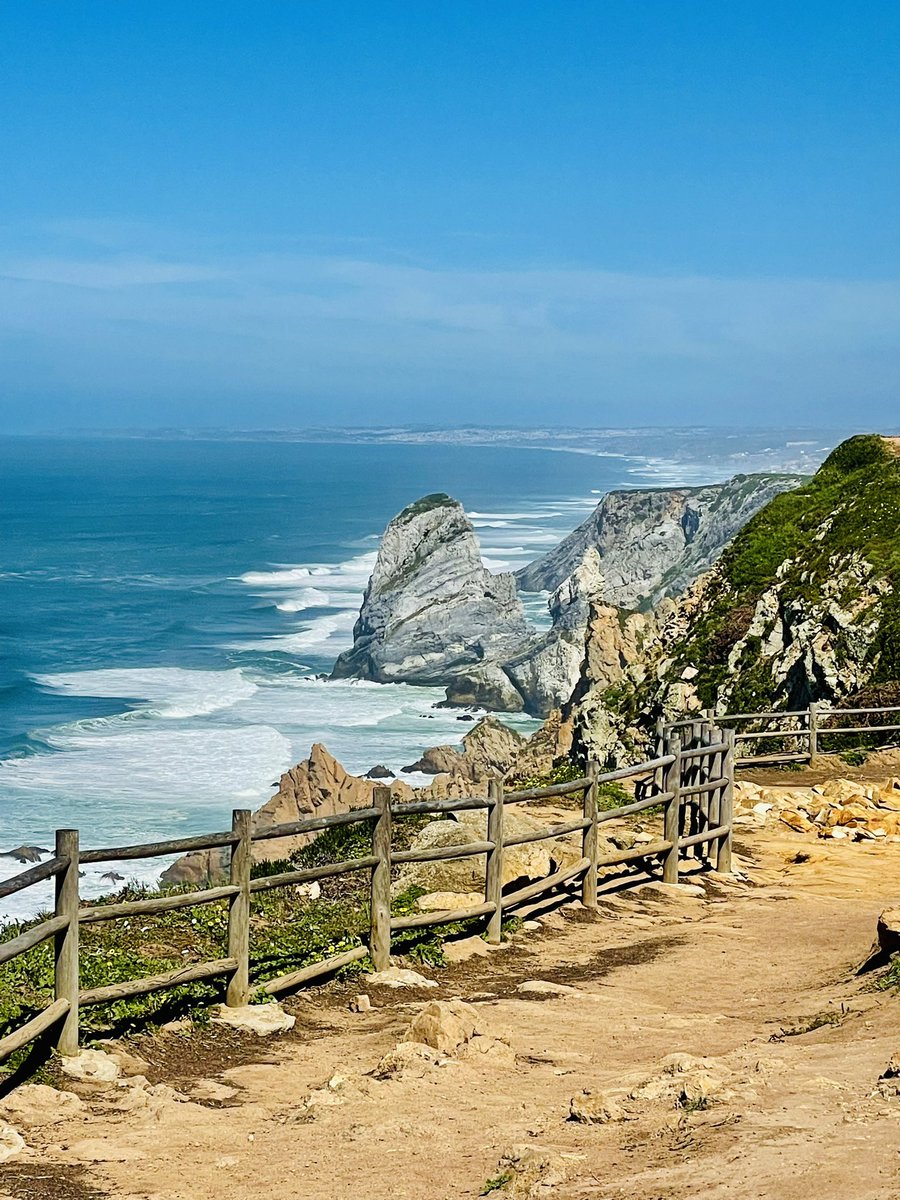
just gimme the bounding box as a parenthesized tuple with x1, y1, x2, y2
(515, 473, 805, 607)
(567, 436, 900, 763)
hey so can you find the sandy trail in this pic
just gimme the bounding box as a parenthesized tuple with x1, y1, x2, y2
(1, 828, 898, 1200)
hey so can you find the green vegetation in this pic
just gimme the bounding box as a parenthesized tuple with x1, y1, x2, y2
(506, 760, 584, 791)
(668, 435, 900, 709)
(839, 748, 868, 767)
(480, 1172, 513, 1194)
(877, 957, 900, 993)
(0, 812, 480, 1070)
(396, 493, 454, 522)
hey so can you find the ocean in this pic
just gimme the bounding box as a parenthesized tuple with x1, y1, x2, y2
(0, 435, 733, 919)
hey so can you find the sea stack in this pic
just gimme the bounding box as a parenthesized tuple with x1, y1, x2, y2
(331, 493, 535, 711)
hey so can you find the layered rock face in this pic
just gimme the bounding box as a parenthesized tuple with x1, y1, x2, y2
(503, 549, 604, 718)
(515, 473, 804, 607)
(566, 436, 900, 764)
(331, 494, 535, 712)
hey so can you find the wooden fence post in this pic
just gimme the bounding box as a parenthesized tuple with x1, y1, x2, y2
(717, 728, 735, 873)
(370, 786, 392, 971)
(226, 809, 252, 1007)
(581, 761, 599, 909)
(808, 701, 821, 765)
(54, 828, 80, 1056)
(485, 779, 505, 944)
(662, 736, 682, 885)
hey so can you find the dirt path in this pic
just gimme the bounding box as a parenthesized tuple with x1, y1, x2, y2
(1, 828, 898, 1200)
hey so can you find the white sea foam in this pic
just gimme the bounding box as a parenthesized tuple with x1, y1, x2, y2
(469, 510, 567, 521)
(274, 588, 330, 611)
(35, 667, 258, 719)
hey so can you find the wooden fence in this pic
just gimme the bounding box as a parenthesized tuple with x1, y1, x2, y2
(668, 702, 900, 767)
(0, 727, 732, 1066)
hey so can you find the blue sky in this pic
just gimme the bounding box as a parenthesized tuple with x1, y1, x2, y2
(0, 1, 898, 431)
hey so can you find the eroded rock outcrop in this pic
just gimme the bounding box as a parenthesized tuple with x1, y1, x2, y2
(162, 743, 383, 886)
(331, 494, 534, 711)
(403, 715, 525, 779)
(161, 735, 511, 887)
(503, 549, 603, 718)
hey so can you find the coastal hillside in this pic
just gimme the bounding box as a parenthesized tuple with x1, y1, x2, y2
(569, 435, 900, 762)
(333, 473, 806, 718)
(516, 472, 805, 606)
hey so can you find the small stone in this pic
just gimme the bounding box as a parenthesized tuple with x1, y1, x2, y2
(0, 1122, 25, 1163)
(350, 993, 372, 1013)
(213, 1003, 295, 1036)
(364, 967, 438, 989)
(443, 935, 492, 964)
(59, 1049, 121, 1084)
(516, 980, 581, 998)
(568, 1089, 626, 1124)
(522, 920, 541, 932)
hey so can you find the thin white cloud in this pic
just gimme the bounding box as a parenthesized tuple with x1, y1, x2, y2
(0, 227, 898, 424)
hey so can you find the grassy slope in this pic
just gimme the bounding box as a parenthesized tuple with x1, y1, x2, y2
(671, 435, 900, 708)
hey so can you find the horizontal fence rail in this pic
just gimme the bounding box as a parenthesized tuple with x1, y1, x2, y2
(673, 701, 900, 767)
(0, 729, 734, 1066)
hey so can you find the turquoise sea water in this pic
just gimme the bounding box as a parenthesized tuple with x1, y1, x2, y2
(0, 436, 701, 917)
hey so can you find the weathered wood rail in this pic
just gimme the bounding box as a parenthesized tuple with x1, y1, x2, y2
(666, 702, 900, 767)
(0, 728, 731, 1064)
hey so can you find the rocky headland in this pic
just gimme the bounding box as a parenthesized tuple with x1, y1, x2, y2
(566, 435, 900, 762)
(330, 473, 800, 718)
(515, 472, 804, 605)
(168, 436, 900, 887)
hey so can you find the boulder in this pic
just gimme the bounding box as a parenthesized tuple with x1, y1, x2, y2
(516, 980, 581, 999)
(393, 808, 589, 896)
(363, 967, 437, 989)
(365, 765, 393, 779)
(373, 1041, 443, 1079)
(416, 891, 484, 912)
(405, 999, 479, 1055)
(403, 716, 525, 780)
(0, 1123, 25, 1164)
(212, 1003, 294, 1036)
(494, 1144, 579, 1198)
(59, 1049, 121, 1084)
(0, 1084, 83, 1127)
(568, 1089, 626, 1124)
